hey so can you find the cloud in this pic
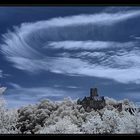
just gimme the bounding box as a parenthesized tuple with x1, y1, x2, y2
(53, 84, 80, 89)
(27, 10, 140, 27)
(130, 35, 140, 40)
(0, 70, 11, 79)
(1, 10, 140, 84)
(1, 10, 140, 58)
(4, 83, 64, 107)
(6, 55, 140, 84)
(134, 36, 140, 40)
(7, 83, 64, 97)
(0, 70, 2, 77)
(46, 41, 135, 51)
(8, 82, 21, 89)
(4, 83, 83, 108)
(75, 51, 106, 58)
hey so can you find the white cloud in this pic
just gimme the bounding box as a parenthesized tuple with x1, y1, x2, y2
(53, 84, 79, 89)
(0, 70, 11, 79)
(5, 83, 65, 107)
(47, 41, 135, 51)
(77, 52, 106, 58)
(4, 83, 83, 108)
(9, 55, 140, 84)
(7, 83, 64, 97)
(1, 10, 140, 59)
(24, 87, 64, 97)
(8, 83, 21, 89)
(134, 37, 140, 40)
(18, 10, 140, 28)
(130, 35, 140, 40)
(1, 10, 140, 84)
(50, 56, 140, 84)
(57, 51, 106, 59)
(0, 70, 2, 78)
(2, 44, 140, 84)
(66, 86, 79, 89)
(133, 36, 140, 40)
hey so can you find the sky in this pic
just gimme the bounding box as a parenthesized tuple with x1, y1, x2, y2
(0, 6, 140, 108)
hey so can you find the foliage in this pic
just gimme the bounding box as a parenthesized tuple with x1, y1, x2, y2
(0, 97, 140, 134)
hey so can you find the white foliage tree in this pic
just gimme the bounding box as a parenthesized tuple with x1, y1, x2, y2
(117, 110, 140, 134)
(0, 98, 19, 134)
(81, 112, 104, 134)
(38, 116, 81, 134)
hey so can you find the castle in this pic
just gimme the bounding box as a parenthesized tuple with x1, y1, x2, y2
(77, 88, 106, 111)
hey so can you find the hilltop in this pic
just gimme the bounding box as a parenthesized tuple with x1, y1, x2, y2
(0, 95, 140, 134)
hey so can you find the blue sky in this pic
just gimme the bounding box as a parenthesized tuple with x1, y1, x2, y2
(0, 6, 140, 108)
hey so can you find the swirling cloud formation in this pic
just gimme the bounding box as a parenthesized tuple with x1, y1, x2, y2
(1, 10, 140, 84)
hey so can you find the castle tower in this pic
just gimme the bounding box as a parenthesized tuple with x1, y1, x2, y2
(90, 88, 98, 98)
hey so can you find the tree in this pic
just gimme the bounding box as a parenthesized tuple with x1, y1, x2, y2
(38, 116, 81, 134)
(0, 98, 19, 134)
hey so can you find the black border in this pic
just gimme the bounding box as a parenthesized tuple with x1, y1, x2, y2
(0, 0, 140, 5)
(0, 0, 140, 137)
(0, 134, 140, 136)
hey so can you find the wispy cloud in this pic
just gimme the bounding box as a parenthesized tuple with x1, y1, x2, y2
(53, 84, 79, 89)
(8, 83, 64, 97)
(0, 70, 2, 77)
(8, 82, 22, 89)
(130, 35, 140, 40)
(4, 83, 64, 107)
(7, 56, 140, 84)
(46, 41, 135, 51)
(1, 10, 140, 84)
(19, 10, 140, 27)
(4, 83, 83, 108)
(1, 10, 140, 59)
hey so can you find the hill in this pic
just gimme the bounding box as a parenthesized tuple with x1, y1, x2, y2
(0, 96, 140, 134)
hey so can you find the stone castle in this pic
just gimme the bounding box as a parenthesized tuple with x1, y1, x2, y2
(77, 88, 106, 112)
(77, 87, 124, 112)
